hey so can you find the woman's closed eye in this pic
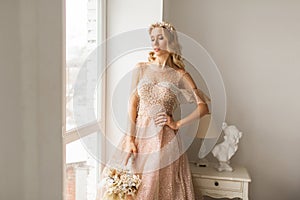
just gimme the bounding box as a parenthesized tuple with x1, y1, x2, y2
(151, 35, 164, 42)
(158, 35, 164, 40)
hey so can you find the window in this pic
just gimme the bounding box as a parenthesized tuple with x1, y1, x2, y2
(63, 0, 106, 199)
(62, 1, 164, 199)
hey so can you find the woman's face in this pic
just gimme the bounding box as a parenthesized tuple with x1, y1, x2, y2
(150, 27, 169, 56)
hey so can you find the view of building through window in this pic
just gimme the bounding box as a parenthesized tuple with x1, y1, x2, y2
(65, 0, 100, 200)
(66, 0, 98, 131)
(66, 133, 98, 200)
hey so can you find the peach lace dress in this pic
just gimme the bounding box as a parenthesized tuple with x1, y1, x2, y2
(98, 63, 209, 200)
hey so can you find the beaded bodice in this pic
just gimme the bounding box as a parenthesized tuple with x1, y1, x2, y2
(136, 64, 183, 118)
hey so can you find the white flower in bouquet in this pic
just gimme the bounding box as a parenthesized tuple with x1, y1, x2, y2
(102, 167, 141, 200)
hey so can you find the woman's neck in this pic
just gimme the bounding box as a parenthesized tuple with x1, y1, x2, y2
(155, 53, 170, 68)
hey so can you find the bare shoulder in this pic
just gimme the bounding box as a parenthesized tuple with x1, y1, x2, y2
(135, 62, 150, 68)
(176, 68, 189, 77)
(135, 62, 145, 68)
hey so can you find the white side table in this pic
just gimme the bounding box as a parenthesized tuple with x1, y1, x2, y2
(190, 163, 251, 200)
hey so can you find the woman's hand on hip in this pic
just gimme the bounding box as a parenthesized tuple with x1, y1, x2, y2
(155, 112, 179, 130)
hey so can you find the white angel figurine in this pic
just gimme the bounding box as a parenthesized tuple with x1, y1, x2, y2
(212, 122, 242, 172)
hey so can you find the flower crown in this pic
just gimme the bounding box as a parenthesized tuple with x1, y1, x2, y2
(150, 21, 176, 32)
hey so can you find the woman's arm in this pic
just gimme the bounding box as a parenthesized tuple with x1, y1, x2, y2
(124, 92, 138, 166)
(175, 102, 209, 129)
(124, 62, 144, 165)
(176, 71, 209, 129)
(155, 102, 208, 130)
(127, 92, 139, 142)
(126, 62, 144, 141)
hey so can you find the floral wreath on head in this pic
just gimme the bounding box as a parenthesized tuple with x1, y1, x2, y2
(149, 21, 176, 33)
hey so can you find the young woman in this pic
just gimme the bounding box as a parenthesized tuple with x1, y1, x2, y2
(98, 21, 209, 200)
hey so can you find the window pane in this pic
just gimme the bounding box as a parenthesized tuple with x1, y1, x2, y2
(66, 132, 99, 200)
(66, 0, 100, 131)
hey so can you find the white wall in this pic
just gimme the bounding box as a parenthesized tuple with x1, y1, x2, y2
(164, 0, 300, 199)
(106, 0, 162, 145)
(107, 0, 162, 37)
(0, 0, 63, 199)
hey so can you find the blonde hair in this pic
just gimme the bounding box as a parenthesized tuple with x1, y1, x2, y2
(148, 22, 185, 70)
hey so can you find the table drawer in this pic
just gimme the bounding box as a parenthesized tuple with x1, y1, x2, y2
(193, 178, 242, 192)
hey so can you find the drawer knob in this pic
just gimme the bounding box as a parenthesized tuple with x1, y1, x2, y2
(214, 181, 219, 186)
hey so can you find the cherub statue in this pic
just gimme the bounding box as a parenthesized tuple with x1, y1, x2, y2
(212, 122, 242, 172)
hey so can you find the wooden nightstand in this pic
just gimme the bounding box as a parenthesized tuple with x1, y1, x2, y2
(190, 163, 251, 200)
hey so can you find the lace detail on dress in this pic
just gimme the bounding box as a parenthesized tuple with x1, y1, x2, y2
(136, 65, 210, 119)
(137, 79, 178, 118)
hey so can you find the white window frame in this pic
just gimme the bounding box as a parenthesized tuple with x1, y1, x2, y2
(62, 0, 107, 199)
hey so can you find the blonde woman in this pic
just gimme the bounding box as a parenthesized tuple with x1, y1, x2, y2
(98, 22, 209, 200)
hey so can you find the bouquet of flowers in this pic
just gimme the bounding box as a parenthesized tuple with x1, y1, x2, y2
(101, 167, 142, 200)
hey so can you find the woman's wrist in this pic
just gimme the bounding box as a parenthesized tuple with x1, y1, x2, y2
(126, 135, 136, 143)
(130, 136, 135, 142)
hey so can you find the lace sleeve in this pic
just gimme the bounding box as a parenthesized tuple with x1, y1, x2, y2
(125, 62, 145, 137)
(129, 62, 145, 98)
(178, 71, 211, 105)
